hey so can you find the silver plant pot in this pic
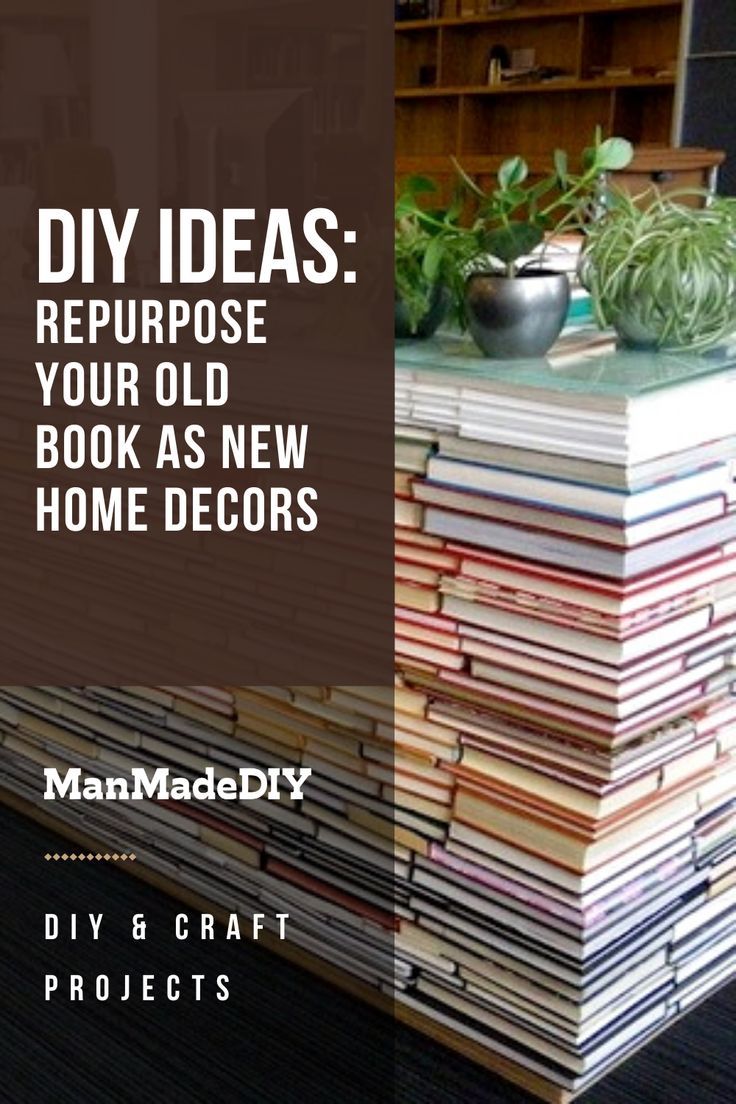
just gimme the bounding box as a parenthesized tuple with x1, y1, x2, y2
(465, 271, 570, 359)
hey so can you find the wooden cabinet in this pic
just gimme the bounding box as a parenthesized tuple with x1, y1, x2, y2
(395, 0, 683, 169)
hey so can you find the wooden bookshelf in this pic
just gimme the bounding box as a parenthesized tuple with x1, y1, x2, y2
(395, 0, 683, 169)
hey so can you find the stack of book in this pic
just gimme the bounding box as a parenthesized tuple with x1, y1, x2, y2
(392, 338, 736, 1094)
(0, 336, 734, 1100)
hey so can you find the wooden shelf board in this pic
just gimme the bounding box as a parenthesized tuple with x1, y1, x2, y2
(395, 0, 681, 33)
(396, 75, 676, 97)
(395, 152, 582, 173)
(396, 147, 726, 174)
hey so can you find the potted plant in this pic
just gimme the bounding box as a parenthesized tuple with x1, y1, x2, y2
(455, 132, 633, 357)
(580, 189, 736, 353)
(394, 175, 472, 339)
(399, 130, 633, 357)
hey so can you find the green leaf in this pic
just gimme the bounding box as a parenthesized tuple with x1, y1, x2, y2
(491, 185, 526, 216)
(527, 176, 558, 202)
(421, 234, 445, 282)
(505, 185, 528, 207)
(405, 174, 438, 196)
(595, 137, 634, 172)
(395, 194, 417, 219)
(498, 156, 528, 191)
(553, 148, 568, 185)
(482, 222, 544, 265)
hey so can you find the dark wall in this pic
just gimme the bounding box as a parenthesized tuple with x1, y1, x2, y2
(681, 0, 736, 194)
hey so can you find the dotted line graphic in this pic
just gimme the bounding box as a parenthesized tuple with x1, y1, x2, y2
(44, 852, 136, 862)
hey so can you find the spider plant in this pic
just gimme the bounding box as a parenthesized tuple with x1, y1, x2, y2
(581, 189, 736, 353)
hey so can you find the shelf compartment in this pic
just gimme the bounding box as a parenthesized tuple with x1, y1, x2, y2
(395, 0, 682, 33)
(458, 87, 614, 156)
(611, 85, 675, 145)
(441, 15, 581, 86)
(396, 95, 460, 155)
(396, 26, 439, 89)
(580, 8, 681, 80)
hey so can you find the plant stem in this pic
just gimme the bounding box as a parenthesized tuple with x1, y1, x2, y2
(539, 168, 600, 221)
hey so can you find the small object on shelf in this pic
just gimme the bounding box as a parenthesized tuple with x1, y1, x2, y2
(419, 64, 438, 86)
(487, 45, 510, 84)
(478, 0, 518, 11)
(590, 65, 634, 78)
(395, 0, 429, 21)
(537, 66, 571, 83)
(501, 66, 541, 84)
(511, 46, 536, 71)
